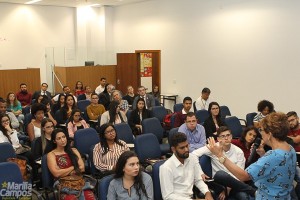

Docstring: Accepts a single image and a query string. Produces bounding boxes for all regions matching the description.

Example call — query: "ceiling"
[0,0,152,7]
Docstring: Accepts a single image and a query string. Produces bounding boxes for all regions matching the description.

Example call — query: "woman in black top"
[203,102,225,140]
[128,98,152,135]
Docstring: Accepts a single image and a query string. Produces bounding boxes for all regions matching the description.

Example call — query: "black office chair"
[246,112,257,127]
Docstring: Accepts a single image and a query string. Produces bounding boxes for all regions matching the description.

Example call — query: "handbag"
[7,157,29,181]
[15,145,31,155]
[58,174,85,197]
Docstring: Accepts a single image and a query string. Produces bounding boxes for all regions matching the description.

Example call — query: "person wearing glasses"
[178,112,206,152]
[207,112,296,200]
[192,126,254,200]
[32,118,54,160]
[93,123,129,178]
[67,109,89,138]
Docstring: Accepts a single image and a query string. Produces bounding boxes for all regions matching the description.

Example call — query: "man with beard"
[192,126,254,200]
[287,111,300,152]
[159,132,213,200]
[16,83,32,108]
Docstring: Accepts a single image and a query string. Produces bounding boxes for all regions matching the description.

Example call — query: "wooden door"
[116,53,139,95]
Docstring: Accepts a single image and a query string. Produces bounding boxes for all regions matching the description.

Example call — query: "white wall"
[113,0,300,118]
[0,3,75,91]
[1,0,300,118]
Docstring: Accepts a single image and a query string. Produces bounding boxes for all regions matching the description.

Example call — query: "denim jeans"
[213,171,256,200]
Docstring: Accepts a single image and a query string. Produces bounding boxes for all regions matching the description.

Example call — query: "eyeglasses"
[73,115,81,117]
[105,129,115,134]
[218,134,232,139]
[92,97,99,99]
[1,119,9,123]
[45,125,54,129]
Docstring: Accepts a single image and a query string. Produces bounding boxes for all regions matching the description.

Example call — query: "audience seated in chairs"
[16,83,32,108]
[86,93,105,126]
[77,86,93,101]
[111,90,129,114]
[6,92,24,124]
[98,83,113,110]
[122,85,137,108]
[93,123,129,178]
[67,109,89,138]
[192,126,253,199]
[231,126,260,167]
[32,82,52,100]
[159,132,213,200]
[253,99,274,128]
[207,112,296,200]
[107,151,154,199]
[41,98,57,126]
[287,111,300,152]
[52,86,77,105]
[203,102,226,140]
[178,112,206,152]
[173,96,193,128]
[100,100,127,126]
[0,114,35,180]
[27,103,47,142]
[128,98,152,136]
[74,81,85,97]
[132,86,155,110]
[56,94,77,125]
[51,94,65,115]
[46,128,96,200]
[148,85,160,103]
[195,87,212,111]
[32,118,54,160]
[0,98,20,129]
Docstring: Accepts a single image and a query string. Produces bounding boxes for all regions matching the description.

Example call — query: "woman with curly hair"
[27,103,47,142]
[107,151,153,199]
[253,100,274,128]
[203,102,226,140]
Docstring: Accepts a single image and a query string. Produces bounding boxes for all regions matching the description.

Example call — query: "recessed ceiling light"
[25,0,42,4]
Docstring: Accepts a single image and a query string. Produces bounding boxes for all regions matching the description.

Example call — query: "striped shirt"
[93,140,129,172]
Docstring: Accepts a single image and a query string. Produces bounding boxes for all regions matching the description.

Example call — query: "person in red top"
[287,111,300,152]
[173,96,193,128]
[231,126,260,167]
[16,83,32,107]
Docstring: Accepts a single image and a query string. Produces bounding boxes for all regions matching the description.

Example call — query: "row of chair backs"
[0,142,16,162]
[142,118,170,155]
[224,116,243,138]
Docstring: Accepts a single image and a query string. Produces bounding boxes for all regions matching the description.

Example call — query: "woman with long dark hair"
[100,100,127,126]
[203,102,226,140]
[231,126,260,167]
[74,81,85,97]
[128,98,152,135]
[52,94,65,115]
[57,94,77,124]
[93,123,129,176]
[47,128,95,200]
[107,151,153,199]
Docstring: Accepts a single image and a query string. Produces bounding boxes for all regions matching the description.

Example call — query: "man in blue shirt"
[178,112,206,152]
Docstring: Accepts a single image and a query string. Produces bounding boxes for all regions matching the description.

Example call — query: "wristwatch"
[218,155,226,164]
